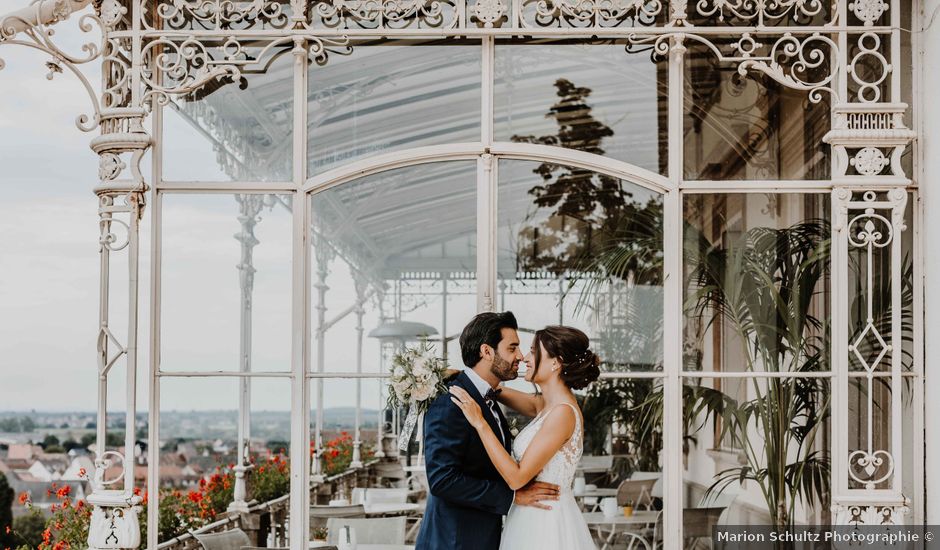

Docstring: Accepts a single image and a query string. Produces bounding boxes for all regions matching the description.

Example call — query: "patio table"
[582,510,659,550]
[363,502,421,516]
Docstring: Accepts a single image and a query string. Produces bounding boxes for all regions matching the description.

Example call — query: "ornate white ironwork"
[833,502,909,525]
[470,0,507,28]
[850,147,890,176]
[849,0,888,26]
[849,32,892,103]
[634,32,838,103]
[694,0,829,25]
[518,0,661,29]
[89,178,148,550]
[832,187,909,524]
[0,0,106,130]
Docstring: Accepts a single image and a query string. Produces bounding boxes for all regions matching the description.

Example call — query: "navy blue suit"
[415,371,514,550]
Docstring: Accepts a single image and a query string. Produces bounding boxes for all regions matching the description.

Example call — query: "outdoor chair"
[649,507,726,550]
[373,461,408,487]
[194,528,252,550]
[615,478,658,509]
[309,504,366,532]
[325,516,407,545]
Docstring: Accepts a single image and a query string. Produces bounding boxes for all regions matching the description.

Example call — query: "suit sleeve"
[423,392,514,515]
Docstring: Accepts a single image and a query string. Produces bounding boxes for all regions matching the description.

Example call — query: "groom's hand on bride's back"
[513,480,560,510]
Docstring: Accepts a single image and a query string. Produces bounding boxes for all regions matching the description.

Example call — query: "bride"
[449,325,601,550]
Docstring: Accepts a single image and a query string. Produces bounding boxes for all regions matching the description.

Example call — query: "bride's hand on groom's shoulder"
[514,480,560,510]
[449,387,486,430]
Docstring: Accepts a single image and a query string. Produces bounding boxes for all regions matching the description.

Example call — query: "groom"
[415,311,561,550]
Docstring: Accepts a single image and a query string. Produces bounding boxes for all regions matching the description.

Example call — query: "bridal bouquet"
[387,342,449,451]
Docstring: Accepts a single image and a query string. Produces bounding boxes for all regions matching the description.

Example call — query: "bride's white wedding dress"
[499,402,597,550]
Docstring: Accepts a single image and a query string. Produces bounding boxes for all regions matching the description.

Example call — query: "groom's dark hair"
[459,311,518,368]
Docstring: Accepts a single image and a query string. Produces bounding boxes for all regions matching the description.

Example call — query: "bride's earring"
[551,361,560,372]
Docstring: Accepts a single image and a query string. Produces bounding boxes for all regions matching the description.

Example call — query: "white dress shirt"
[463,367,507,445]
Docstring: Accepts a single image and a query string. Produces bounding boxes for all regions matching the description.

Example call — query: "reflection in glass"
[161,193,293,372]
[308,378,383,499]
[578,378,663,479]
[683,42,830,180]
[680,376,830,531]
[683,194,830,373]
[497,160,664,373]
[162,49,293,182]
[308,162,477,476]
[496,41,668,175]
[158,377,292,545]
[307,42,481,175]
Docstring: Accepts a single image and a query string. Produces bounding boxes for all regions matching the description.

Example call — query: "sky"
[0,3,106,412]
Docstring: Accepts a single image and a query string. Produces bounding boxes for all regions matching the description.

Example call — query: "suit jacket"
[415,371,514,550]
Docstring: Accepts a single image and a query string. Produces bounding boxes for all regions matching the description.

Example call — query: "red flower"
[18,493,29,505]
[42,528,52,544]
[56,486,71,499]
[5,526,11,534]
[78,467,86,478]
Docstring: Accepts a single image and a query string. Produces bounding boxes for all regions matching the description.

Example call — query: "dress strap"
[544,402,581,441]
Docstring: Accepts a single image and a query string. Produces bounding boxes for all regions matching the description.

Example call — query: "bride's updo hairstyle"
[532,326,601,390]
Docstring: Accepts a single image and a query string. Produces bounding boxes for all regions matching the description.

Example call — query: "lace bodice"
[511,402,583,489]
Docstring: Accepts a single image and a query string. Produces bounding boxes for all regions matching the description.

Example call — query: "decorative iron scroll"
[831,187,909,525]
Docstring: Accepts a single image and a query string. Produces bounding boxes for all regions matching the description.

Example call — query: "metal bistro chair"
[309,504,366,533]
[616,478,658,510]
[325,516,407,545]
[649,507,726,550]
[194,528,252,550]
[373,461,408,488]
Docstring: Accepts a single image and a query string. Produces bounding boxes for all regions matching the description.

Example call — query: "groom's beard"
[491,355,518,382]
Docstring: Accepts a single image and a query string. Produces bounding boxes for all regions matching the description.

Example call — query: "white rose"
[412,358,430,377]
[412,383,434,402]
[392,379,410,399]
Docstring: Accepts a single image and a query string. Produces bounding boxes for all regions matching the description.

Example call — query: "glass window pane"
[681,376,831,531]
[162,48,293,182]
[495,41,668,175]
[309,162,477,375]
[497,159,664,372]
[683,193,830,373]
[157,377,293,546]
[307,42,481,176]
[308,378,384,500]
[683,42,830,180]
[161,193,293,372]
